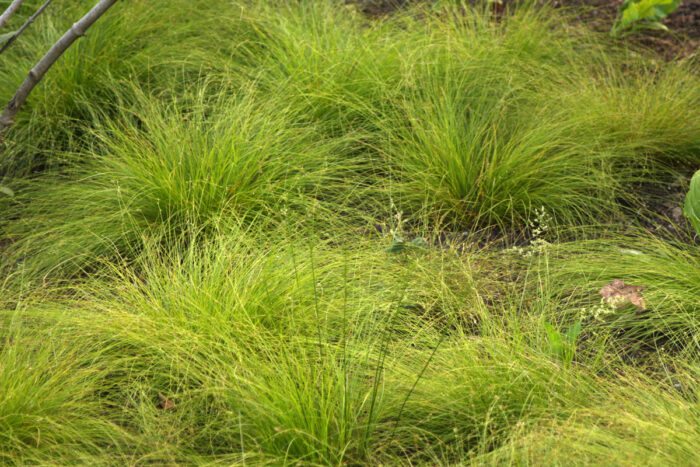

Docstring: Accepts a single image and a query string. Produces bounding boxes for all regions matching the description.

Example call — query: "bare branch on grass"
[0,0,26,30]
[0,0,52,55]
[0,0,120,142]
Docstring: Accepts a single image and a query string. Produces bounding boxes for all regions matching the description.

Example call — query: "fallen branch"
[0,0,25,30]
[0,0,52,56]
[0,0,120,141]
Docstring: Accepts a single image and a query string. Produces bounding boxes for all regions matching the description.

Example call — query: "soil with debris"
[627,176,700,246]
[549,0,699,59]
[353,0,699,59]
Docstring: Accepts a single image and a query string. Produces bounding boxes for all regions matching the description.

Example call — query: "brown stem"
[0,0,52,56]
[0,0,120,142]
[0,0,25,30]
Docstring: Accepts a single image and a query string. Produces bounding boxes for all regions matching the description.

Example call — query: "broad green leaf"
[0,186,14,197]
[388,236,429,253]
[634,0,679,17]
[636,1,656,18]
[641,21,669,31]
[543,322,563,356]
[684,170,700,236]
[622,4,641,25]
[410,237,429,248]
[653,0,681,16]
[613,0,681,36]
[387,240,406,253]
[564,320,582,346]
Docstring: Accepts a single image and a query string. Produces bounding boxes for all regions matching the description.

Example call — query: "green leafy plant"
[387,236,429,253]
[543,320,582,365]
[611,0,682,37]
[684,170,700,236]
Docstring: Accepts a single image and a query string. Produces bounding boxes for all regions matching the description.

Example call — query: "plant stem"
[0,0,120,142]
[0,0,52,56]
[0,0,25,30]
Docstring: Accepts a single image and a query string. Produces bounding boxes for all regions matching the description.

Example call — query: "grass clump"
[480,369,700,466]
[0,0,249,176]
[0,311,134,464]
[2,84,363,280]
[371,3,699,230]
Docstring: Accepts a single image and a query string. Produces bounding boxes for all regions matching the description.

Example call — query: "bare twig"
[0,0,25,30]
[0,0,52,56]
[0,0,120,141]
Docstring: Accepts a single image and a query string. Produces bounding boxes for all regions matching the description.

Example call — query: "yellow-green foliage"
[0,0,698,464]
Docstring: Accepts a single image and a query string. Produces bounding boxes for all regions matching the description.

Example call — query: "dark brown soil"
[627,175,700,246]
[352,0,700,60]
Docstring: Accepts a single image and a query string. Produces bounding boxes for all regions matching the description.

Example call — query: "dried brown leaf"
[598,279,646,311]
[157,395,175,410]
